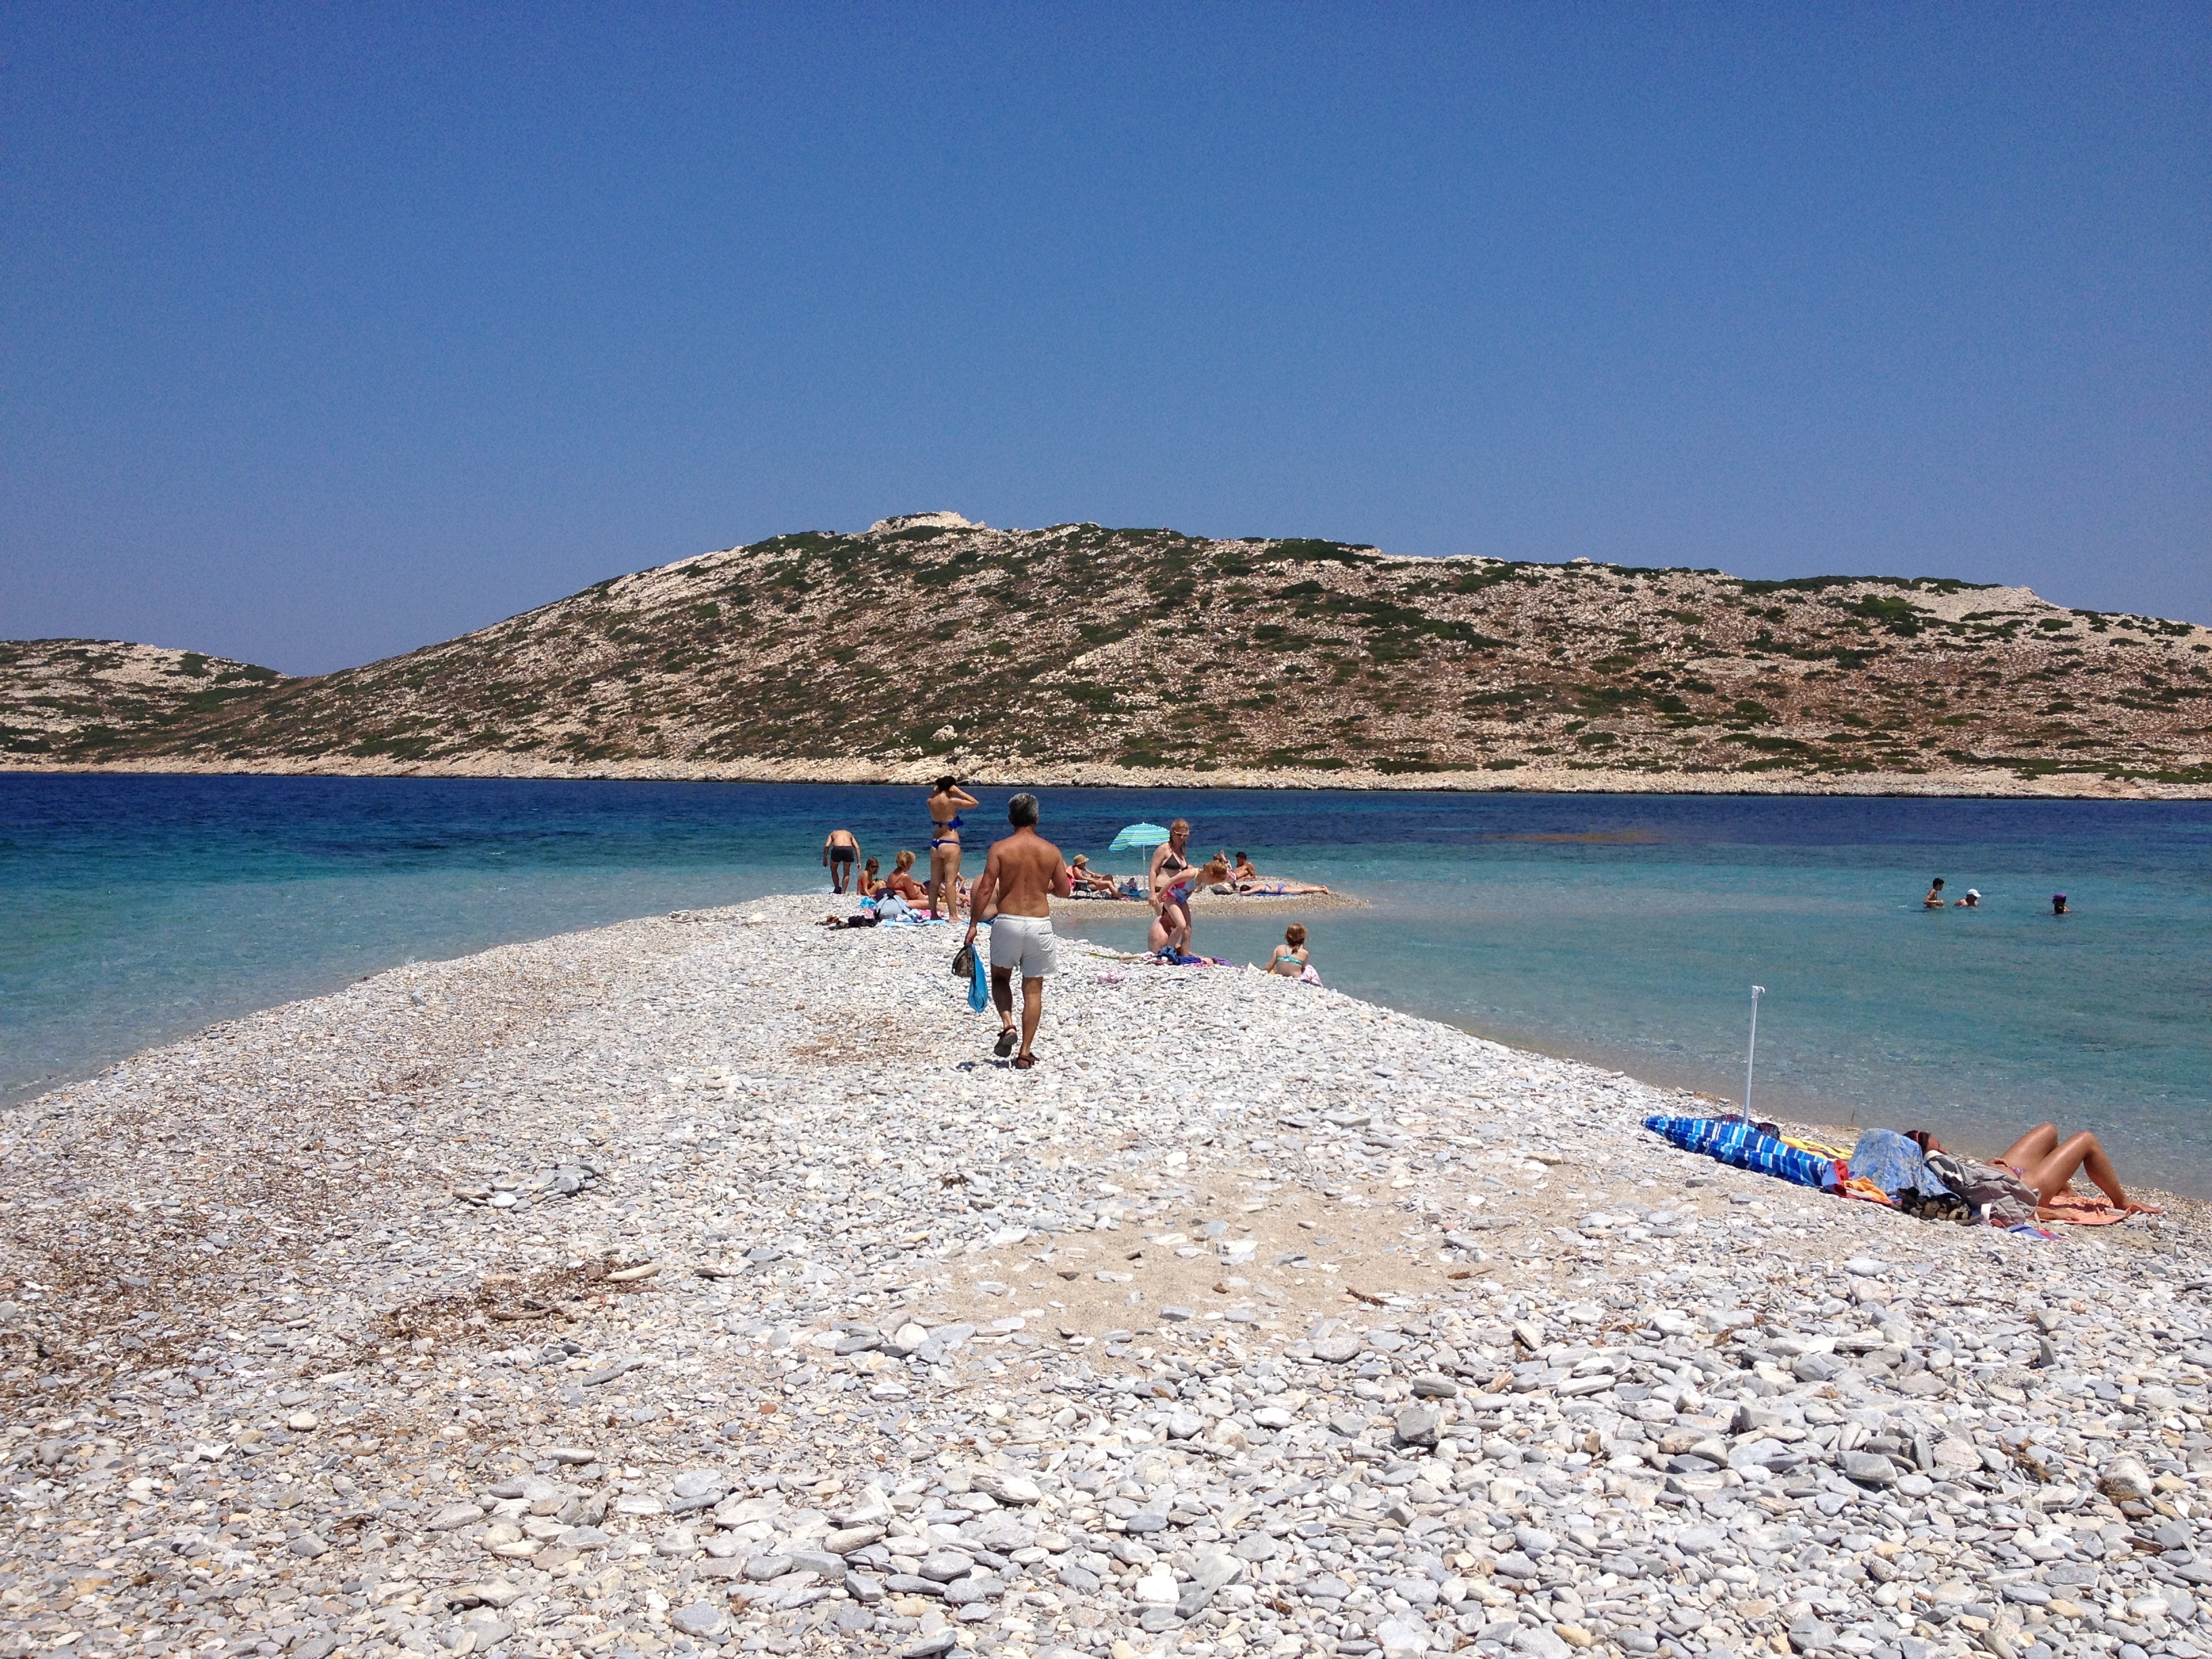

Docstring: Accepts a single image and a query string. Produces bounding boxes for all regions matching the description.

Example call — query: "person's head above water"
[2053,893,2069,914]
[1008,792,1039,827]
[1931,877,1945,889]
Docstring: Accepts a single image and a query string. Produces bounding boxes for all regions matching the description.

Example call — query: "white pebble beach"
[3,894,2207,1659]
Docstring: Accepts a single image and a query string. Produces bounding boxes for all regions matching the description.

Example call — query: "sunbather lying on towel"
[1915,1124,2161,1216]
[1223,852,1333,896]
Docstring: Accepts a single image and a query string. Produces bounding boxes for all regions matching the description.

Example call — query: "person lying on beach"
[1258,923,1312,977]
[1218,847,1333,897]
[886,850,930,905]
[1914,1124,2160,1216]
[1233,876,1335,897]
[1066,854,1120,897]
[1924,878,1947,908]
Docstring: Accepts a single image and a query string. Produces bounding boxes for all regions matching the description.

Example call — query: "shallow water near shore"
[4,773,2208,1185]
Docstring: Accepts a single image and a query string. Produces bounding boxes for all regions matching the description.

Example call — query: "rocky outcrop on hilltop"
[6,518,2210,793]
[0,639,285,760]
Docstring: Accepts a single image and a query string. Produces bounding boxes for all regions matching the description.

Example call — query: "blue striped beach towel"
[1643,1114,1841,1191]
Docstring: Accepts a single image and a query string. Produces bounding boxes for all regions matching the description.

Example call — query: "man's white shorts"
[989,914,1059,980]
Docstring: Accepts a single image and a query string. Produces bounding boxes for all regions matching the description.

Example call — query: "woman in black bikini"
[926,777,980,922]
[1149,819,1197,955]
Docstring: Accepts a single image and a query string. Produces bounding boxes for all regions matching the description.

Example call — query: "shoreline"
[6,754,2211,800]
[2,896,2207,1659]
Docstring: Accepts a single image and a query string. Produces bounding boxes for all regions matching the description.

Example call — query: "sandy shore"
[7,755,2209,801]
[1047,893,1366,921]
[3,899,2207,1659]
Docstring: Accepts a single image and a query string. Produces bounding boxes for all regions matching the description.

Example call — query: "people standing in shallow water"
[926,777,980,922]
[1924,878,1947,909]
[823,828,860,894]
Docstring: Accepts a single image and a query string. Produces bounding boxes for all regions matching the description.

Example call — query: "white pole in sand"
[1741,985,1766,1121]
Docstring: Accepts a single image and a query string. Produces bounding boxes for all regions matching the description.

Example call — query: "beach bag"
[966,941,990,1013]
[1952,1158,2041,1228]
[951,940,976,979]
[1919,1149,1969,1200]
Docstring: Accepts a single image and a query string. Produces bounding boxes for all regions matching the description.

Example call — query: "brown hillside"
[7,514,2210,794]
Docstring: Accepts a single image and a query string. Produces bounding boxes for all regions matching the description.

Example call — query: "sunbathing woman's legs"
[2022,1130,2134,1210]
[1996,1121,2142,1209]
[1996,1124,2061,1170]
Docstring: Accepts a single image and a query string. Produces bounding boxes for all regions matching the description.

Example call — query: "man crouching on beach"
[964,792,1072,1069]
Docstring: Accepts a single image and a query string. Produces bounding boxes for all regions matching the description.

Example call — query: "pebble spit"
[2,895,2208,1659]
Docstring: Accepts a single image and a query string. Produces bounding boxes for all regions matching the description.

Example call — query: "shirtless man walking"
[964,793,1073,1069]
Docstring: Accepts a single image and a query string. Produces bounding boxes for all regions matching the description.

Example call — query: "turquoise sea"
[3,775,2208,1188]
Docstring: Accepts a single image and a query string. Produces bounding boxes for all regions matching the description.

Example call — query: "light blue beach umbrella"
[1107,822,1171,853]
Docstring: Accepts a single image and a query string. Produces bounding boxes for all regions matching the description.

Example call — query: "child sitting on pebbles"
[1257,923,1320,983]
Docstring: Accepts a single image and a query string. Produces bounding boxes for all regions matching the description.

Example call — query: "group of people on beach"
[819,785,1327,1068]
[1923,876,2069,915]
[821,777,984,920]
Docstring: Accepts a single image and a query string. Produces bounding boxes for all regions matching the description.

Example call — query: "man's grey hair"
[1008,792,1040,827]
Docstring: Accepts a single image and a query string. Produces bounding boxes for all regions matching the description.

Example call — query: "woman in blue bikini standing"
[926,776,980,922]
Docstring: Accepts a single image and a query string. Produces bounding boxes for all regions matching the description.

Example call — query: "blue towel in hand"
[968,939,990,1012]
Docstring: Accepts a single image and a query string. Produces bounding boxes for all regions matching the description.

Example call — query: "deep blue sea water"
[4,775,2208,1187]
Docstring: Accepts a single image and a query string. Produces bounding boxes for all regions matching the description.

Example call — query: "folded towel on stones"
[1784,1132,1857,1161]
[2041,1191,2131,1226]
[1641,1114,1841,1191]
[1832,1174,1895,1206]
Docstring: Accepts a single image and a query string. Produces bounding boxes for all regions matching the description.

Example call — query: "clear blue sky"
[3,4,2205,674]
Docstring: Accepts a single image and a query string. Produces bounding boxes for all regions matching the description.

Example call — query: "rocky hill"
[0,638,286,758]
[7,514,2210,794]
